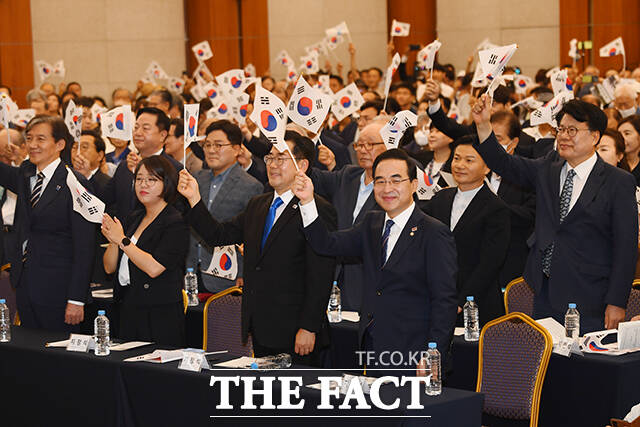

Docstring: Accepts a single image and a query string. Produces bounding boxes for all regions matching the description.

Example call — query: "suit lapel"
[383,208,422,270]
[452,184,487,232]
[32,162,66,214]
[441,188,456,229]
[346,172,363,223]
[541,159,563,224]
[370,213,385,270]
[258,195,300,260]
[355,192,377,224]
[197,170,213,204]
[563,158,606,224]
[212,166,239,209]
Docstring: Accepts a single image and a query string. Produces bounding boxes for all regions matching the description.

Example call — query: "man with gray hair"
[613,84,640,118]
[26,89,48,115]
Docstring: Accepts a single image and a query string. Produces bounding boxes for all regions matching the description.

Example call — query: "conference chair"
[624,279,640,322]
[202,286,253,356]
[503,277,534,316]
[181,289,188,314]
[476,312,552,427]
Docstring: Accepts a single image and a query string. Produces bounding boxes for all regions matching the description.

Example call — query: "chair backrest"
[477,312,552,427]
[181,289,188,314]
[624,280,640,322]
[203,286,253,356]
[504,277,535,316]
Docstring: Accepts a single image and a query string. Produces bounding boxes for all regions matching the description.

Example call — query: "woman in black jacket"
[102,155,189,346]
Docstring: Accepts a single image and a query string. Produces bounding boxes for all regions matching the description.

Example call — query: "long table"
[0,326,483,427]
[327,320,640,426]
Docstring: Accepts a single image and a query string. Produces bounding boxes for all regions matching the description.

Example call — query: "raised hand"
[424,79,441,103]
[317,144,336,171]
[177,169,201,207]
[126,151,141,174]
[292,170,314,205]
[471,94,493,142]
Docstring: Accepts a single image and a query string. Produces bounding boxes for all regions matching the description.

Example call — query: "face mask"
[414,130,429,146]
[618,107,636,118]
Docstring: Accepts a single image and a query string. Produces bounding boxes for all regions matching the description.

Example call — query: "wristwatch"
[119,237,131,250]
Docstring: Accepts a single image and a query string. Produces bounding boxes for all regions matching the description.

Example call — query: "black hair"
[205,119,242,145]
[618,115,640,136]
[360,100,384,114]
[80,129,106,153]
[75,96,95,109]
[169,118,184,138]
[490,110,521,139]
[25,115,74,164]
[136,107,171,132]
[93,96,107,107]
[393,81,416,96]
[384,97,401,115]
[150,89,173,107]
[134,155,178,203]
[556,99,607,138]
[492,85,513,106]
[329,74,344,86]
[368,67,383,78]
[372,148,417,181]
[284,130,315,176]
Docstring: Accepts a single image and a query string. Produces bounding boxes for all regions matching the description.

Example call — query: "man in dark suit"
[473,96,638,333]
[294,148,458,372]
[178,131,337,364]
[309,121,387,311]
[0,115,95,331]
[421,139,511,326]
[99,107,183,220]
[187,120,264,293]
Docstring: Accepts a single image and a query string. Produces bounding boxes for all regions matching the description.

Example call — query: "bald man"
[308,121,387,310]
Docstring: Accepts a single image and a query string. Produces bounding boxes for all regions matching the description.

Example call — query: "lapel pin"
[292,204,298,210]
[56,185,61,191]
[410,226,417,236]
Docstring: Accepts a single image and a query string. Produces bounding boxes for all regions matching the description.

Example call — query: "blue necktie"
[542,169,576,276]
[261,197,284,250]
[381,219,394,266]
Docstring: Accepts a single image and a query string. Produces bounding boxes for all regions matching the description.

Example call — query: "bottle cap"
[250,362,259,369]
[186,267,194,273]
[428,342,437,349]
[98,310,106,316]
[0,299,5,304]
[568,303,576,309]
[466,296,474,301]
[332,281,337,286]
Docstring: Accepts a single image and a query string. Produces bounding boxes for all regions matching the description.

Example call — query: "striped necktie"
[30,172,45,207]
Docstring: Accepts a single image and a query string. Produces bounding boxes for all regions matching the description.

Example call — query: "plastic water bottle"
[565,303,580,339]
[463,296,480,341]
[0,299,10,342]
[425,342,441,396]
[184,268,199,306]
[94,310,110,356]
[327,281,342,323]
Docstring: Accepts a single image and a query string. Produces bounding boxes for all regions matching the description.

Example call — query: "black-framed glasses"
[134,176,160,186]
[203,142,233,150]
[555,126,591,138]
[263,155,302,166]
[353,141,385,151]
[373,177,410,187]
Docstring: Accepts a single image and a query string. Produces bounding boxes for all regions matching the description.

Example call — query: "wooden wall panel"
[559,0,590,69]
[592,0,640,73]
[0,0,34,107]
[387,0,436,71]
[240,0,269,76]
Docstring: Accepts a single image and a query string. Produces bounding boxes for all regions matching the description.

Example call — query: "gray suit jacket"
[187,163,264,292]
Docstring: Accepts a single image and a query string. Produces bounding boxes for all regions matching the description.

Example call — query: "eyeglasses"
[135,176,160,186]
[353,141,385,151]
[203,142,233,151]
[373,177,410,187]
[263,155,302,166]
[555,126,591,138]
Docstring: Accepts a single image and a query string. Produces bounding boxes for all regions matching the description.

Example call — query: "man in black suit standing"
[0,115,95,331]
[294,149,458,372]
[99,107,183,220]
[178,131,336,364]
[473,95,638,333]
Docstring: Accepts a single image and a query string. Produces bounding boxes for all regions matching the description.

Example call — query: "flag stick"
[285,144,300,172]
[430,67,433,80]
[622,53,626,72]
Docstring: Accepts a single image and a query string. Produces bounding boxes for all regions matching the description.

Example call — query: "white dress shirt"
[382,202,415,263]
[450,185,483,231]
[118,235,139,286]
[272,189,294,224]
[30,157,61,194]
[560,152,598,212]
[488,172,502,194]
[352,172,374,223]
[2,190,16,226]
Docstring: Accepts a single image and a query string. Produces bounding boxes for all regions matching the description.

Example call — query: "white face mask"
[618,107,636,118]
[414,130,429,146]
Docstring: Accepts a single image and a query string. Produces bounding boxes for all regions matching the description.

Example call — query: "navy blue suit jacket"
[0,160,96,306]
[476,132,638,314]
[303,205,458,366]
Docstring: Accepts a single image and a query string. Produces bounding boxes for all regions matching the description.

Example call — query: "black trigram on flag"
[488,54,498,65]
[260,96,270,105]
[297,86,305,95]
[402,117,412,128]
[388,117,398,127]
[315,99,324,110]
[88,206,99,215]
[81,191,92,203]
[288,100,295,110]
[306,117,317,126]
[275,107,284,119]
[267,136,277,144]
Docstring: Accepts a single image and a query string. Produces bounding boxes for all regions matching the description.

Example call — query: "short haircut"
[556,99,607,138]
[93,96,107,107]
[80,129,105,153]
[284,130,315,176]
[4,128,25,146]
[384,97,401,115]
[75,96,95,109]
[368,67,383,78]
[25,115,72,144]
[205,119,242,145]
[169,118,184,138]
[329,74,344,86]
[619,115,640,135]
[490,110,521,139]
[372,148,416,181]
[492,85,513,106]
[136,107,170,132]
[26,89,47,104]
[170,92,183,113]
[360,100,384,114]
[67,81,81,89]
[614,84,637,99]
[112,87,131,101]
[150,89,173,106]
[454,134,477,147]
[393,81,415,96]
[134,155,178,203]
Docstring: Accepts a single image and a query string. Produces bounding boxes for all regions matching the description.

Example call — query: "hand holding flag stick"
[177,169,202,208]
[471,94,492,142]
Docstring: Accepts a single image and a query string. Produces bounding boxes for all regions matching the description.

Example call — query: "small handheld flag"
[101,105,133,141]
[379,110,417,150]
[330,83,365,121]
[390,19,410,37]
[203,245,238,280]
[64,100,83,143]
[66,167,105,224]
[184,104,200,166]
[286,76,332,134]
[192,40,213,62]
[383,53,401,111]
[599,37,626,71]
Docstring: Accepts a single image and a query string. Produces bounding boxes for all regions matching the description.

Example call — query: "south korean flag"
[379,110,417,150]
[250,86,288,152]
[287,76,331,134]
[66,167,105,223]
[330,83,365,121]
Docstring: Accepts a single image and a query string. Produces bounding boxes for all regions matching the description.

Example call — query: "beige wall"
[31,0,186,103]
[436,0,559,78]
[267,0,388,80]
